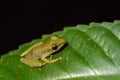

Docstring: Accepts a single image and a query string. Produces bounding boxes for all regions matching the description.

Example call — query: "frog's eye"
[52,45,58,50]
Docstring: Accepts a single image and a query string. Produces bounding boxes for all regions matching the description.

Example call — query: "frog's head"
[47,36,65,53]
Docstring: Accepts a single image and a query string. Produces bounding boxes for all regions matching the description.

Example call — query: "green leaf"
[1,20,120,80]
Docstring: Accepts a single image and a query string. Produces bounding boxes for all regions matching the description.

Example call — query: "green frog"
[20,36,65,67]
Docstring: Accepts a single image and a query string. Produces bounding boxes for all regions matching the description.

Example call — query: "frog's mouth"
[59,41,65,48]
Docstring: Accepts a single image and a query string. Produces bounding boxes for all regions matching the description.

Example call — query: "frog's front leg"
[20,58,42,67]
[41,55,62,64]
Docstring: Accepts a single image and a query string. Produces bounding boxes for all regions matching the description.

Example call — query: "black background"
[1,1,120,55]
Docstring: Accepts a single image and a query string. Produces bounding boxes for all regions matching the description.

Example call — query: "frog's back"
[20,42,43,57]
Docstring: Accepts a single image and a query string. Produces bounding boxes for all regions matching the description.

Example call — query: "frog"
[20,36,65,67]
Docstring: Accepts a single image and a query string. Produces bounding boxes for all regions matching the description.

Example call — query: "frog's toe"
[59,57,62,60]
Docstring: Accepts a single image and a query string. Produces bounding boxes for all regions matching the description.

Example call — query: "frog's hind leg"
[20,58,42,67]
